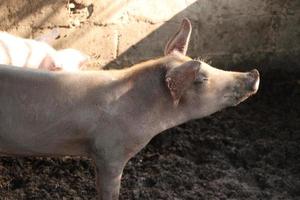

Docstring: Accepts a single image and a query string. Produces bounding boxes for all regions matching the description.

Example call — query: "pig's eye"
[194,76,208,84]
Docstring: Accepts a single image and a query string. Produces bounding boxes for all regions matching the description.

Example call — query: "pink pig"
[0,30,89,71]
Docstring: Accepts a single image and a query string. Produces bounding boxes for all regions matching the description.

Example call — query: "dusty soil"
[0,75,299,200]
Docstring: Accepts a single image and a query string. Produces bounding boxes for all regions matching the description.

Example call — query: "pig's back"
[0,32,55,68]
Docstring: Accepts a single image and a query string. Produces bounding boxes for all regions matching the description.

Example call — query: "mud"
[0,76,299,200]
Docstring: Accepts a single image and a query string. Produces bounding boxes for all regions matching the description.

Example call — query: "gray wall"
[0,0,299,73]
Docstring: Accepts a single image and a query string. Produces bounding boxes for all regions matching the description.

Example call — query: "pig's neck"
[112,61,192,139]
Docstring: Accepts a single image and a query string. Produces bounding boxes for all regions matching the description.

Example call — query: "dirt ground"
[0,74,299,200]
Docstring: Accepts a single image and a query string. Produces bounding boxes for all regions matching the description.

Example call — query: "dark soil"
[0,77,299,200]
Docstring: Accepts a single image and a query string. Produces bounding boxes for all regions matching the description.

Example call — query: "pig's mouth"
[224,87,259,106]
[234,93,254,105]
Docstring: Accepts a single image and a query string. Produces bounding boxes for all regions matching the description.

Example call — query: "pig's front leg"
[92,139,128,200]
[94,159,126,200]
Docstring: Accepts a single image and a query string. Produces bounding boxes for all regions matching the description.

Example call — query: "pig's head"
[36,29,89,71]
[52,49,90,71]
[39,49,89,71]
[164,18,259,118]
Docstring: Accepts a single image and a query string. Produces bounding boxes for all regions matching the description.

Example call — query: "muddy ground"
[0,73,299,200]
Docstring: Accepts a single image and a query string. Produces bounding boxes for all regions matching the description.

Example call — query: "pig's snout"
[245,69,260,93]
[229,69,260,106]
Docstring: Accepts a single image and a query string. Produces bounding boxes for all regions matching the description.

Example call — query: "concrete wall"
[0,0,299,72]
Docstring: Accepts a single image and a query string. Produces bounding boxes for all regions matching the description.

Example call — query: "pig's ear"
[35,28,60,45]
[166,60,201,106]
[164,18,192,56]
[39,56,60,71]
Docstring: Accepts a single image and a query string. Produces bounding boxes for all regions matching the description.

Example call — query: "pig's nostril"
[246,69,260,92]
[248,69,260,79]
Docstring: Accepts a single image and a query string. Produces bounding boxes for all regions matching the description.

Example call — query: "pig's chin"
[223,92,255,107]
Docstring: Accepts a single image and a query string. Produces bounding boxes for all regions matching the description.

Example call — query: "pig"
[0,30,89,71]
[0,18,259,200]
